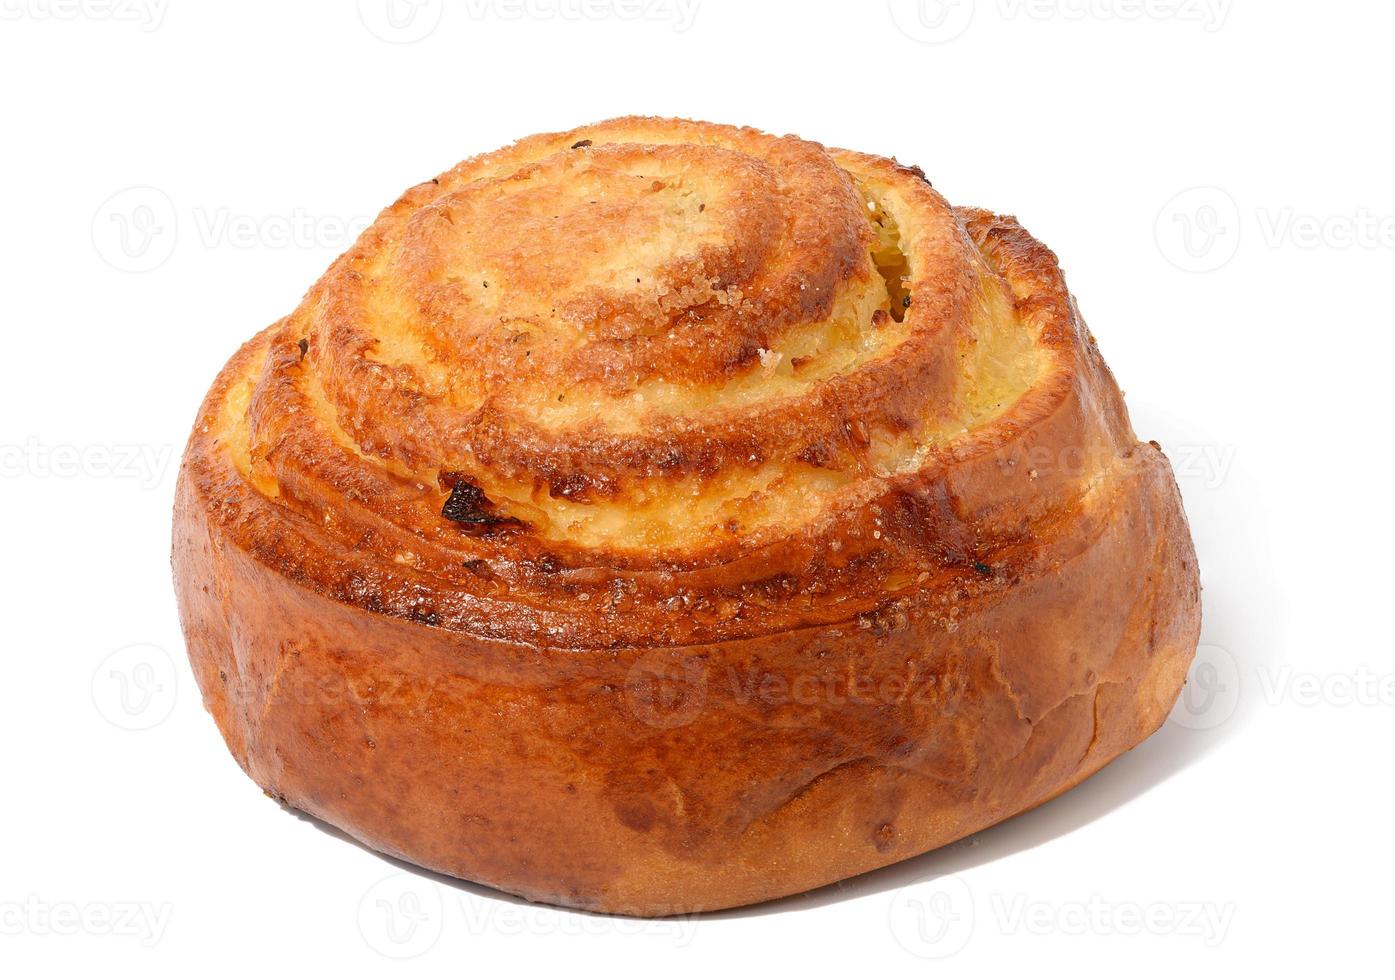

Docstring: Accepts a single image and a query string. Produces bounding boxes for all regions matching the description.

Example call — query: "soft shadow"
[707,564,1262,918]
[288,574,1256,922]
[289,697,1245,923]
[707,708,1236,918]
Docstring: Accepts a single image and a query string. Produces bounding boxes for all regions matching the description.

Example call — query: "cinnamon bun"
[173,117,1201,916]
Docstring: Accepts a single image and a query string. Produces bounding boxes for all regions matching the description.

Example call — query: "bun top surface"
[189,117,1122,647]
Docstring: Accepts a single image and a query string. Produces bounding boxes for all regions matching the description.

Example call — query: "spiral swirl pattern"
[175,117,1201,915]
[189,117,1128,649]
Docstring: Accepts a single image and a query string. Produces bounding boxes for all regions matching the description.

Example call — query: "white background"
[1,0,1389,975]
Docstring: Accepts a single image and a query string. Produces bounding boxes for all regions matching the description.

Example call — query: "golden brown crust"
[172,117,1200,915]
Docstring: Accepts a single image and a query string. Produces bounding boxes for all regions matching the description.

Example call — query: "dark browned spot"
[615,799,657,833]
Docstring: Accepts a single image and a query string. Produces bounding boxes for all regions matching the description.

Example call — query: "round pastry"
[172,117,1201,916]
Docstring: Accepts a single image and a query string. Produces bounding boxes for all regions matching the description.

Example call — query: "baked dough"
[172,117,1200,916]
